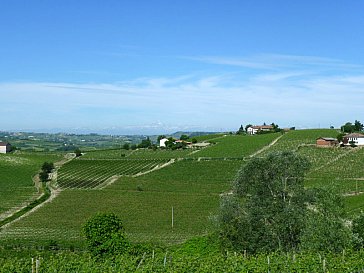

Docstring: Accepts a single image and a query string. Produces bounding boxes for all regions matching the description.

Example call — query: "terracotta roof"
[344,133,364,138]
[250,125,274,129]
[317,137,337,141]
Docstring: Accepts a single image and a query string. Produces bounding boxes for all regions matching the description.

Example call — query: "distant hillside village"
[1,120,363,153]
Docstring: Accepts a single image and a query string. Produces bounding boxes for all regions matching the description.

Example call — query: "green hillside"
[0,152,63,220]
[1,129,364,250]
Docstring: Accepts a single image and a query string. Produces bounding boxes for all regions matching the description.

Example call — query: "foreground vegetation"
[2,129,364,271]
[1,241,364,272]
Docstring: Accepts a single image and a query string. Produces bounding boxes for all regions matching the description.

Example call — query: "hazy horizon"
[1,1,363,133]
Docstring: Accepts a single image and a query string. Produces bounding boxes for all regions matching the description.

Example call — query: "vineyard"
[261,129,339,155]
[1,129,364,268]
[189,133,280,158]
[0,160,241,245]
[57,158,169,189]
[1,248,364,272]
[0,152,63,220]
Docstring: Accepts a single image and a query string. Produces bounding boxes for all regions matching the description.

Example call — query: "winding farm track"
[0,153,75,228]
[249,134,284,158]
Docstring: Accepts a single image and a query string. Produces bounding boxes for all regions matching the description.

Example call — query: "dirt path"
[249,134,284,158]
[133,159,175,177]
[0,153,74,228]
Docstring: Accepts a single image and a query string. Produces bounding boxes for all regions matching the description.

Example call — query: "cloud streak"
[1,54,363,134]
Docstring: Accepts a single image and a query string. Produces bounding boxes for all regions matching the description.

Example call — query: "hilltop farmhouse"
[0,142,11,154]
[247,125,274,135]
[342,133,364,146]
[316,137,338,147]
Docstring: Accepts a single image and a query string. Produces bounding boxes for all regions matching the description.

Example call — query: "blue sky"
[1,1,364,134]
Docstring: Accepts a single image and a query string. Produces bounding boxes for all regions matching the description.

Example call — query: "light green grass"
[57,158,168,189]
[0,160,242,245]
[191,133,280,158]
[0,152,64,219]
[127,149,193,159]
[82,149,133,159]
[262,129,340,155]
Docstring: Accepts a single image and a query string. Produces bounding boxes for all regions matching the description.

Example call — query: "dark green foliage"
[180,134,189,141]
[354,120,364,132]
[39,171,49,182]
[219,151,352,253]
[74,148,82,157]
[341,120,363,133]
[236,125,245,135]
[83,212,129,256]
[138,137,152,148]
[353,213,364,248]
[157,135,166,142]
[41,162,54,173]
[300,188,352,252]
[245,124,253,132]
[337,133,345,142]
[123,143,130,150]
[131,144,137,150]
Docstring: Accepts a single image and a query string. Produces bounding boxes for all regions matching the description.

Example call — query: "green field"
[0,160,241,245]
[261,129,340,155]
[2,129,364,250]
[190,133,280,158]
[0,152,63,220]
[82,149,133,159]
[57,158,169,189]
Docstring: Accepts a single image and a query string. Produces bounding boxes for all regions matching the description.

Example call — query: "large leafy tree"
[354,120,364,132]
[218,152,351,253]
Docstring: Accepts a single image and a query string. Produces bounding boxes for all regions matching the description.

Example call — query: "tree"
[39,171,49,182]
[341,122,355,133]
[245,124,253,132]
[271,123,281,132]
[123,143,130,150]
[354,120,363,132]
[218,151,352,253]
[180,134,189,141]
[157,135,166,142]
[352,213,364,248]
[300,188,352,252]
[191,138,198,144]
[74,148,82,157]
[236,125,245,135]
[337,133,345,143]
[83,212,129,256]
[138,137,152,148]
[41,162,54,173]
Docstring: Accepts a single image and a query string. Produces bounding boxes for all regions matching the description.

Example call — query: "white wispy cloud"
[1,54,363,133]
[186,53,364,71]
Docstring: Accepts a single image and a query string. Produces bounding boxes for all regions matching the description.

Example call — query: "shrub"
[83,212,129,256]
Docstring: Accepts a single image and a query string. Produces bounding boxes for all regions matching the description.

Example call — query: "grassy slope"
[190,133,280,158]
[0,152,63,219]
[262,129,364,216]
[3,129,364,247]
[0,160,241,246]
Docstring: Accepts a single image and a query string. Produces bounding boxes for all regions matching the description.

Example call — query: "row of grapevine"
[1,250,364,272]
[57,159,169,189]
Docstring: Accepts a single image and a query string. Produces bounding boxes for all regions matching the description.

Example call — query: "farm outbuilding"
[342,133,364,146]
[0,142,11,154]
[247,125,274,135]
[316,137,338,147]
